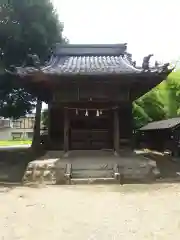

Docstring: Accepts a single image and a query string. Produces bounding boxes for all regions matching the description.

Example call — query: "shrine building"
[12,43,172,154]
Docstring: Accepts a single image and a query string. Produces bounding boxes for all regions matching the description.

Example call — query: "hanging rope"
[64,106,118,111]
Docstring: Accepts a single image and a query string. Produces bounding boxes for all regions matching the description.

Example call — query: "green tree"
[42,108,48,129]
[0,0,64,148]
[133,87,167,129]
[166,71,180,117]
[133,70,180,129]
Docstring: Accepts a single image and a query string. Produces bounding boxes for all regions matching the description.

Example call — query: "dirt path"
[0,184,180,239]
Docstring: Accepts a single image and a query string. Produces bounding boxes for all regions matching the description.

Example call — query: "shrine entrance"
[69,108,113,150]
[49,103,131,152]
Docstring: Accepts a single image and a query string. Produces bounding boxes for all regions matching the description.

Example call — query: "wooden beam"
[52,101,128,109]
[64,108,69,153]
[113,108,120,155]
[124,102,133,149]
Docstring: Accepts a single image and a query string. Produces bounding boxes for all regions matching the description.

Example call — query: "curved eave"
[4,66,172,103]
[5,54,173,82]
[8,68,172,80]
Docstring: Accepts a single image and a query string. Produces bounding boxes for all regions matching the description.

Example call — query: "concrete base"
[22,150,159,185]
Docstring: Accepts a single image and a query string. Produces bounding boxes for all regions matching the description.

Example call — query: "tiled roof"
[42,55,141,75]
[12,44,172,77]
[15,44,142,76]
[140,118,180,131]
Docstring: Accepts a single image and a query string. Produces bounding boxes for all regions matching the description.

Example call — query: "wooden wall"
[53,83,129,102]
[48,102,133,150]
[119,103,133,146]
[48,106,64,149]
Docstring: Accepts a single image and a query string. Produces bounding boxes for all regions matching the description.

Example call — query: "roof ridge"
[55,43,127,48]
[54,43,127,56]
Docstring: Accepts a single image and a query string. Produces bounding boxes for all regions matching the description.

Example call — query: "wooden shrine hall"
[11,43,172,153]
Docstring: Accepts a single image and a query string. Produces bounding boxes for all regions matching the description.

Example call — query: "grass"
[0,140,32,146]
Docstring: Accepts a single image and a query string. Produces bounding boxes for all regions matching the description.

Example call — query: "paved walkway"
[0,184,180,239]
[0,145,30,150]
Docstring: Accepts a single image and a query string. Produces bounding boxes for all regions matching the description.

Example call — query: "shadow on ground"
[0,148,45,183]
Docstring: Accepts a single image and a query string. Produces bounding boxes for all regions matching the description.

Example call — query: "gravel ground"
[0,184,180,239]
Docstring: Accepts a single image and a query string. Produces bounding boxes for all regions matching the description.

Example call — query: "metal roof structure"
[140,117,180,131]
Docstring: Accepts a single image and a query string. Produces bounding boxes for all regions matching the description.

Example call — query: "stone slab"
[23,158,66,185]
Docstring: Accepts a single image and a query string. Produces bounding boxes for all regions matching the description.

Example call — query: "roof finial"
[25,54,41,68]
[142,54,153,72]
[161,63,170,72]
[132,61,136,67]
[155,61,159,68]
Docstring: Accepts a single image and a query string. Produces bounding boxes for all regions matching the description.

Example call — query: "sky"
[52,0,180,65]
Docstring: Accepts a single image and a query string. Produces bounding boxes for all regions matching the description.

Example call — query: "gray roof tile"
[140,118,180,131]
[42,55,141,75]
[16,44,142,76]
[14,44,171,77]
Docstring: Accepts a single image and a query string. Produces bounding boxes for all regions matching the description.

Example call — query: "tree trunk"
[31,98,42,150]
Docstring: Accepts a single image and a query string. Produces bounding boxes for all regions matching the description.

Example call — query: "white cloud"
[52,0,180,63]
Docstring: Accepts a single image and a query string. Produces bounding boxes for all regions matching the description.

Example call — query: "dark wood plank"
[113,108,120,153]
[64,108,69,152]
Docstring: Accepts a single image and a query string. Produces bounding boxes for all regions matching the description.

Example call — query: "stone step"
[22,152,158,185]
[72,169,114,179]
[70,177,120,185]
[71,163,118,179]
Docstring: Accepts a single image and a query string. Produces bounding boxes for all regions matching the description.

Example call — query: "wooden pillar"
[113,108,120,155]
[126,102,133,149]
[64,108,69,153]
[129,102,134,149]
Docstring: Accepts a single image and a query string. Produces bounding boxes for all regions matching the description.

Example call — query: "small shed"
[137,118,180,156]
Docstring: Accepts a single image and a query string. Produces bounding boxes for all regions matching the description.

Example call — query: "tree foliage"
[0,73,36,118]
[133,70,180,129]
[0,0,64,118]
[42,108,48,128]
[0,0,63,66]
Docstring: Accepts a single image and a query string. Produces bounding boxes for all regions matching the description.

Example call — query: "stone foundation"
[22,150,160,185]
[23,158,66,185]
